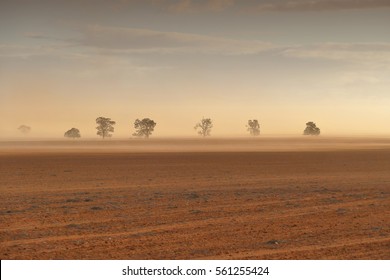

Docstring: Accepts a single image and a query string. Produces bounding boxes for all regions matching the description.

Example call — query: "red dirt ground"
[0,138,389,259]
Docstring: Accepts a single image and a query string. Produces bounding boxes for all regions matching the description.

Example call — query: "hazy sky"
[1,0,390,138]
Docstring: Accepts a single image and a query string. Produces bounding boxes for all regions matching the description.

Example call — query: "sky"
[1,0,390,138]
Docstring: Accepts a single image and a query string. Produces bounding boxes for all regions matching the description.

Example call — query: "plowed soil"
[1,138,389,259]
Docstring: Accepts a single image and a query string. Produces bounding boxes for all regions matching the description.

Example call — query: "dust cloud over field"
[1,136,390,153]
[0,138,389,259]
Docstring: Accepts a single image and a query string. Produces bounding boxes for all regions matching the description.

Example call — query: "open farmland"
[0,138,389,259]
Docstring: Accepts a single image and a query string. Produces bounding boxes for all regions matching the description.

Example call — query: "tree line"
[54,117,320,139]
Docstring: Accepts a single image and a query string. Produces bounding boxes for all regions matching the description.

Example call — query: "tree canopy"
[303,121,320,136]
[18,125,31,134]
[96,117,116,139]
[194,117,213,137]
[247,120,260,136]
[64,128,81,138]
[133,118,156,138]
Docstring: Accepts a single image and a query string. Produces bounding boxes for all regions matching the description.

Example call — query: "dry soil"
[0,138,389,259]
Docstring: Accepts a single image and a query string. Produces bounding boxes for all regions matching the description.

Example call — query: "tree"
[194,117,213,137]
[133,118,156,138]
[64,128,81,139]
[96,117,116,139]
[303,121,320,136]
[18,125,31,134]
[247,119,260,136]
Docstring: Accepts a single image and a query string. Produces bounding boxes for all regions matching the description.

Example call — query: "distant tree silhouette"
[64,128,81,139]
[96,117,116,139]
[247,120,260,136]
[303,121,320,136]
[194,117,213,137]
[133,118,156,138]
[18,125,31,134]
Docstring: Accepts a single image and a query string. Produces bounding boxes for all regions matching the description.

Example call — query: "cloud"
[244,0,390,13]
[103,0,235,13]
[0,43,86,60]
[0,44,45,58]
[167,0,235,13]
[132,0,390,13]
[339,71,381,86]
[16,29,390,67]
[282,43,390,68]
[3,0,389,18]
[73,25,273,55]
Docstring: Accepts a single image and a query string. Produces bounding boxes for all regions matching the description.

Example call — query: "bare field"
[0,138,389,259]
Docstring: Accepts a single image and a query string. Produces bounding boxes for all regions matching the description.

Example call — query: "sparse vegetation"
[303,121,320,136]
[64,128,81,139]
[247,120,260,136]
[194,117,213,137]
[133,118,157,138]
[96,117,116,139]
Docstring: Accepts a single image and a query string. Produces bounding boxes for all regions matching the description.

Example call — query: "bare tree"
[303,121,320,136]
[194,117,213,137]
[247,119,260,136]
[133,118,156,138]
[18,125,31,134]
[96,117,116,139]
[64,128,81,139]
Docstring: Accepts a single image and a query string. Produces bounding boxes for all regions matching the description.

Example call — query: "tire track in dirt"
[221,237,390,259]
[2,189,385,232]
[2,196,387,246]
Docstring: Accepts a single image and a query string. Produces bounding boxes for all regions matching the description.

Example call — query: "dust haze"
[1,137,390,154]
